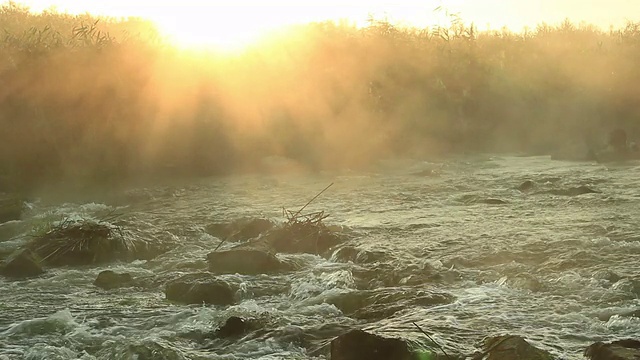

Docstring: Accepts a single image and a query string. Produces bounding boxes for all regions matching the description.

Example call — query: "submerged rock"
[331,329,413,360]
[585,339,640,360]
[0,249,44,278]
[94,270,134,290]
[517,180,535,192]
[165,279,234,305]
[207,249,286,274]
[326,288,455,320]
[546,186,599,196]
[458,194,508,205]
[480,198,508,205]
[472,335,553,360]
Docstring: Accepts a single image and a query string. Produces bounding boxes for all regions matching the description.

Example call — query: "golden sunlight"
[12,0,640,51]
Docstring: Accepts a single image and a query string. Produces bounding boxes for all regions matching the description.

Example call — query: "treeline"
[1,2,640,193]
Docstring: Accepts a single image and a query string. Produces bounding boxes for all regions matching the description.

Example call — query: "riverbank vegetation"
[1,2,639,193]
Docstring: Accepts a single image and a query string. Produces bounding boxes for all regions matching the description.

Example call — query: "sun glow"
[10,0,640,51]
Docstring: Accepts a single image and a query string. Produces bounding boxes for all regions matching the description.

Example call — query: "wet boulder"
[205,218,274,241]
[165,279,235,305]
[259,222,343,255]
[215,316,253,338]
[207,249,285,274]
[94,270,134,290]
[331,329,413,360]
[585,339,640,360]
[0,249,44,278]
[472,335,553,360]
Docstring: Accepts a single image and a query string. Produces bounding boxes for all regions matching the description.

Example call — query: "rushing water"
[1,155,639,360]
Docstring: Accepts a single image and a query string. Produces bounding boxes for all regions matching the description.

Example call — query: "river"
[1,155,639,359]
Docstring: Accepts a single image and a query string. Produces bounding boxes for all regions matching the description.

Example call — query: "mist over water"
[1,3,640,193]
[1,156,640,359]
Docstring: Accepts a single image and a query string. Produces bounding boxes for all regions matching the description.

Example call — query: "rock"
[93,270,134,290]
[260,223,343,255]
[27,219,169,266]
[459,194,508,205]
[0,195,22,223]
[517,180,535,192]
[480,198,508,205]
[585,339,640,360]
[473,335,553,360]
[0,249,44,278]
[331,329,413,360]
[327,288,454,320]
[207,249,285,274]
[215,316,252,338]
[547,186,599,196]
[165,280,235,305]
[205,218,274,241]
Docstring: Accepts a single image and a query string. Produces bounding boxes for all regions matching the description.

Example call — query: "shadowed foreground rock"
[94,270,134,290]
[331,329,412,360]
[585,339,640,360]
[0,249,43,278]
[472,335,553,360]
[207,249,286,274]
[165,279,235,305]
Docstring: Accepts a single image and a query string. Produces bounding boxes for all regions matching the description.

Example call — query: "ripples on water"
[1,155,639,359]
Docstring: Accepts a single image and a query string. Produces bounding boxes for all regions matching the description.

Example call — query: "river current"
[1,155,639,359]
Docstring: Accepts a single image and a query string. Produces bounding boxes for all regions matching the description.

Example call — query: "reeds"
[1,5,639,191]
[28,217,134,266]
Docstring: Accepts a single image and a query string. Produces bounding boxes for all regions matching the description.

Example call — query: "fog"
[1,3,639,194]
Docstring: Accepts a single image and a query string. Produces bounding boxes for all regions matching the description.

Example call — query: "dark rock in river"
[207,249,286,274]
[94,270,134,290]
[215,316,253,338]
[0,249,44,278]
[472,335,553,360]
[585,339,640,360]
[517,180,535,192]
[331,329,413,360]
[260,222,343,255]
[326,288,455,320]
[459,194,508,205]
[0,195,22,223]
[205,218,274,241]
[165,279,235,305]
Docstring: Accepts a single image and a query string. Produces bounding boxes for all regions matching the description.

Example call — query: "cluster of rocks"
[2,211,638,359]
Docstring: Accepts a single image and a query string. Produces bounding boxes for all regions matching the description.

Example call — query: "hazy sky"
[11,0,640,49]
